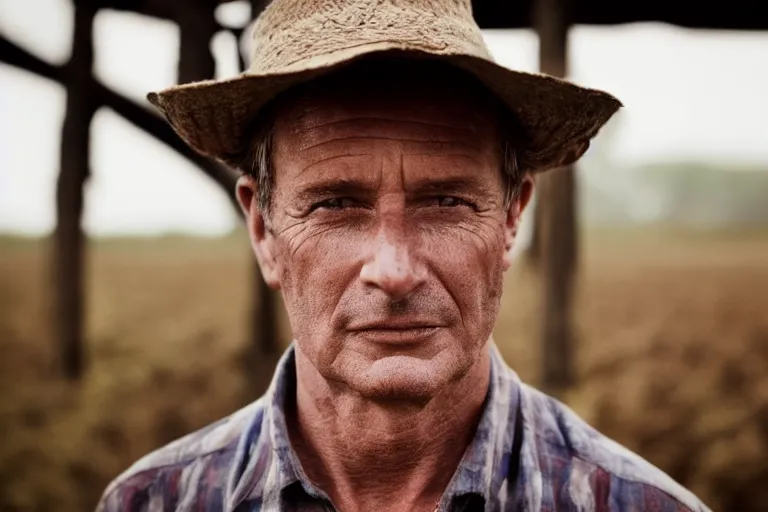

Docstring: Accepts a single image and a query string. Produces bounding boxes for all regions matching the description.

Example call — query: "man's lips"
[346,321,444,344]
[347,320,443,331]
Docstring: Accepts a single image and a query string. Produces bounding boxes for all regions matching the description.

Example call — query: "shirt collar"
[442,343,520,505]
[265,349,330,500]
[231,343,520,508]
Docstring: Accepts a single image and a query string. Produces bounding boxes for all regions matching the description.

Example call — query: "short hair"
[238,57,524,216]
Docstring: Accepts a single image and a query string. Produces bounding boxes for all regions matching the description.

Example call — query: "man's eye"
[312,198,355,211]
[435,196,470,208]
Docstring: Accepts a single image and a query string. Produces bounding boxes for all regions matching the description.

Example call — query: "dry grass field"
[1,228,766,511]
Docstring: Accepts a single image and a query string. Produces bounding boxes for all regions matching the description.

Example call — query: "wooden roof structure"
[0,0,764,387]
[474,0,766,30]
[85,0,767,30]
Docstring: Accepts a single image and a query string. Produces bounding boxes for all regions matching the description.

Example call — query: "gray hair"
[241,113,275,217]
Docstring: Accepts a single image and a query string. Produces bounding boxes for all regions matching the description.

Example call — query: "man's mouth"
[347,321,443,344]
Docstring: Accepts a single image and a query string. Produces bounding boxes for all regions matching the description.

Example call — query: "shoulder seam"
[519,383,705,511]
[605,467,701,512]
[101,444,235,505]
[533,432,704,512]
[101,398,266,504]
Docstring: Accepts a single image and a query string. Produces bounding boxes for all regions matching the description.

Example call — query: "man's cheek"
[444,242,504,315]
[284,249,349,313]
[435,235,504,276]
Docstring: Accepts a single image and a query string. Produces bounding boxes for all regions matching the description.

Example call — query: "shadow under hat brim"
[147,44,622,173]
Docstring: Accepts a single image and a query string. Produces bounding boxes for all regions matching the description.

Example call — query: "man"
[98,0,710,511]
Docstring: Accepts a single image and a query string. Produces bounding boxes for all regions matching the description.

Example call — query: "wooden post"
[54,0,97,380]
[176,0,217,85]
[175,3,280,377]
[176,1,243,213]
[534,0,576,395]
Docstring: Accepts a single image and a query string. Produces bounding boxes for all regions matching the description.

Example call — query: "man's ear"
[502,174,535,271]
[236,175,281,289]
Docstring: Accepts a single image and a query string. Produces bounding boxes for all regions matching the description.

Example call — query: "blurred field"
[1,228,767,512]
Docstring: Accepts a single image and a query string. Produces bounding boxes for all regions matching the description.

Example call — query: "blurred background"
[1,1,767,511]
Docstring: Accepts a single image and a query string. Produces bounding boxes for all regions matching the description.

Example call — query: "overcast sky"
[1,0,767,236]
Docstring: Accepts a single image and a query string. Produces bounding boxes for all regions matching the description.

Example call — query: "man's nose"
[359,225,426,300]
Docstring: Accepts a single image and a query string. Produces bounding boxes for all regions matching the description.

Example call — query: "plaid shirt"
[97,345,709,511]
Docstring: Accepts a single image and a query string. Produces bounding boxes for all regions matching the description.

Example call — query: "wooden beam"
[534,0,576,396]
[1,3,242,381]
[99,81,241,206]
[0,35,240,205]
[177,2,217,83]
[50,0,768,30]
[0,35,61,81]
[169,0,243,210]
[94,0,218,22]
[95,0,256,29]
[55,0,98,379]
[470,0,768,30]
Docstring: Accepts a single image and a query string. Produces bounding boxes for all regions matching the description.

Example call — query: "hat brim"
[147,43,621,173]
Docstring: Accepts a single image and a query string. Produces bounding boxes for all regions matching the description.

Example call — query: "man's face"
[238,76,532,401]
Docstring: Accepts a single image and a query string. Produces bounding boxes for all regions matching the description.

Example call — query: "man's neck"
[286,346,492,512]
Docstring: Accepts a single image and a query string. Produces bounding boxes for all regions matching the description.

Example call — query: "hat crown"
[246,0,492,74]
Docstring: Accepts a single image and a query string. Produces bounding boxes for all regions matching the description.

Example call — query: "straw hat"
[147,0,621,173]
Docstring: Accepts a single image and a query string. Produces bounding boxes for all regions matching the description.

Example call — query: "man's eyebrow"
[294,179,377,202]
[407,176,496,196]
[301,136,476,152]
[407,152,486,166]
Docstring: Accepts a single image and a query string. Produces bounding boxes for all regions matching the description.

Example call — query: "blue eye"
[436,196,468,207]
[313,198,355,210]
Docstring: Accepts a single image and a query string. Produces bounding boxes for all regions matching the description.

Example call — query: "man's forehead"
[272,88,501,165]
[263,62,506,184]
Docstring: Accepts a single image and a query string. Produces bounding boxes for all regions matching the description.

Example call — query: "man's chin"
[346,355,454,401]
